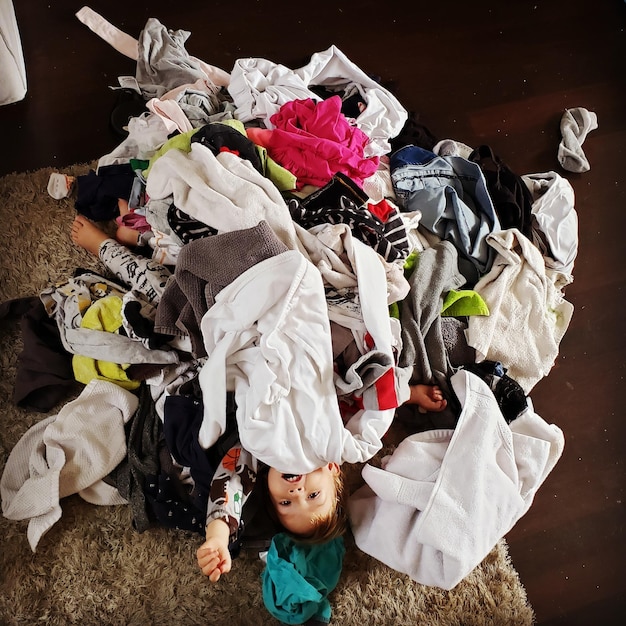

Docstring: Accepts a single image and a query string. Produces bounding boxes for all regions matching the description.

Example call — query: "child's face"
[267,463,340,536]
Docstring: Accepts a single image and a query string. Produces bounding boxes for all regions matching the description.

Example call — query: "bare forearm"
[205,518,230,543]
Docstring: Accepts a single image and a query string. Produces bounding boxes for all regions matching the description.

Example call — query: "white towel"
[1,380,138,551]
[465,228,574,393]
[348,370,564,589]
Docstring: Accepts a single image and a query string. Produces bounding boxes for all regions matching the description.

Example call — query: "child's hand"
[197,519,232,582]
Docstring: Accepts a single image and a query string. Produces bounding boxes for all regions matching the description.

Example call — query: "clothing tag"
[114,76,141,93]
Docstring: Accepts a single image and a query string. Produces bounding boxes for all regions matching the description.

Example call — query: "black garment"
[123,299,173,351]
[0,296,76,412]
[463,360,528,424]
[469,145,535,239]
[168,204,218,244]
[389,111,438,153]
[75,163,136,221]
[308,84,368,120]
[190,122,263,172]
[288,173,410,262]
[109,88,148,139]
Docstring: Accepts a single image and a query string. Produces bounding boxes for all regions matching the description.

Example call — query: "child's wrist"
[205,518,230,541]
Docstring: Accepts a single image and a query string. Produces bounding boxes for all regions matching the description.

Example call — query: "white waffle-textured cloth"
[348,370,564,589]
[1,380,138,551]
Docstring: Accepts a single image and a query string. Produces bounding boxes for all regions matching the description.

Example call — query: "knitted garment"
[262,534,345,625]
[154,220,289,358]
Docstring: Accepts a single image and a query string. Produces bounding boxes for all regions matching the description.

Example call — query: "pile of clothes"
[2,7,577,620]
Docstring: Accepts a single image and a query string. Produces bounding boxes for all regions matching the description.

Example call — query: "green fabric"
[441,289,490,317]
[144,127,199,176]
[403,250,420,279]
[72,296,140,390]
[262,534,345,625]
[129,158,149,172]
[261,151,297,191]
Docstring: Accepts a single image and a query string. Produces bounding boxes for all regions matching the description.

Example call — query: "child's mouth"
[282,474,302,482]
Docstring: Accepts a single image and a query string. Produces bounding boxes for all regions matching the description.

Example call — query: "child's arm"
[197,519,232,582]
[197,445,258,581]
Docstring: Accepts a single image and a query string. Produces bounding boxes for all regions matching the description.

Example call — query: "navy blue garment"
[75,163,136,221]
[144,435,206,535]
[469,145,534,239]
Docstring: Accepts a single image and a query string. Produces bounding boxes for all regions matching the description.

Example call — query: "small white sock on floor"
[557,107,598,173]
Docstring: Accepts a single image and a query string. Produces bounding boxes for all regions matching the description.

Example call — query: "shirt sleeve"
[205,445,258,545]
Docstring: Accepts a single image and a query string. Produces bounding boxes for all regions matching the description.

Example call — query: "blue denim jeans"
[390,145,501,286]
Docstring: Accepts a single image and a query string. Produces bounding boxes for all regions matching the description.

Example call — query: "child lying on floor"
[197,441,347,582]
[70,214,448,582]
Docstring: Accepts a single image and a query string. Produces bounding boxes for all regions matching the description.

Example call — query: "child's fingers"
[200,556,221,577]
[208,558,231,582]
[197,546,217,561]
[220,556,232,574]
[209,565,224,582]
[198,548,221,571]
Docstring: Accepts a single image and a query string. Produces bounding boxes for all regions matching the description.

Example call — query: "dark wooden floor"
[2,1,625,623]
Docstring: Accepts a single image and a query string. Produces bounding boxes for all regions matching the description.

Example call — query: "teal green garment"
[262,533,345,625]
[441,289,490,317]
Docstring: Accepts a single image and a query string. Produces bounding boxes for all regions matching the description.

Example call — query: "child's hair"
[258,465,349,544]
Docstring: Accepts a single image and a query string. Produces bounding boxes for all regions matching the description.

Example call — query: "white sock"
[558,107,598,173]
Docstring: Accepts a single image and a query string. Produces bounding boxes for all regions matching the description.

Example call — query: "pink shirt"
[247,96,379,189]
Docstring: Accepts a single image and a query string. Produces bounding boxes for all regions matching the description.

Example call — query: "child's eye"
[279,500,291,506]
[308,491,320,500]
